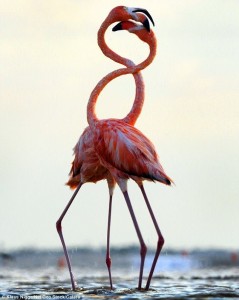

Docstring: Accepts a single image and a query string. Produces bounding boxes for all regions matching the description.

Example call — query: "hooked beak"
[112,20,150,32]
[132,8,155,27]
[112,22,123,32]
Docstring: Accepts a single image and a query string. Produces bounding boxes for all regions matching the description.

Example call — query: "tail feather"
[154,170,174,186]
[66,175,80,190]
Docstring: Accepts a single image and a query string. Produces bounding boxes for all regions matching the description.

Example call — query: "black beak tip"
[132,8,155,27]
[112,22,122,32]
[143,18,150,32]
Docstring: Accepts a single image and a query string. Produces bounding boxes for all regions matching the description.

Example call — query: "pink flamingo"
[56,7,156,291]
[87,21,173,290]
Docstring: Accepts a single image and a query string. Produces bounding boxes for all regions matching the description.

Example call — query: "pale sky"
[0,0,239,251]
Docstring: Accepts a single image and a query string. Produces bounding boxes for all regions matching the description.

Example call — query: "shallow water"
[0,248,239,299]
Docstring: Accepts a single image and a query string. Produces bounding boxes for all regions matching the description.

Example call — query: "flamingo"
[56,7,156,291]
[87,21,173,290]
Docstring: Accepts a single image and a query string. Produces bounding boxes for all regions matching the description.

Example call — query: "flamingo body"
[93,119,171,185]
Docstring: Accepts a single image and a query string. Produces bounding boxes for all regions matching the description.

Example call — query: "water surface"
[0,247,238,299]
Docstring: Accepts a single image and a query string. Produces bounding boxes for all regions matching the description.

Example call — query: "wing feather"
[94,119,166,180]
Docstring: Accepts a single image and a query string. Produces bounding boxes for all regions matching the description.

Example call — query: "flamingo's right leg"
[56,183,82,291]
[122,190,147,290]
[139,183,164,290]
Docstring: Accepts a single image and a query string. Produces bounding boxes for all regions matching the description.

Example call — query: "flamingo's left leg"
[56,183,83,291]
[106,194,113,289]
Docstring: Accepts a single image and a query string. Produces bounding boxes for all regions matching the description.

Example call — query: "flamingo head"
[107,6,155,32]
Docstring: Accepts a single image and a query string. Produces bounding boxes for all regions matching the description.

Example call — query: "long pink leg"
[139,184,164,290]
[106,194,113,289]
[123,190,147,290]
[56,183,82,291]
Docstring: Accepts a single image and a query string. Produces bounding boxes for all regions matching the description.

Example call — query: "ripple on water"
[1,273,239,299]
[1,248,239,299]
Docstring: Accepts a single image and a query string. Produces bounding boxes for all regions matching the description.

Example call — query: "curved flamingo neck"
[87,30,157,128]
[87,68,131,127]
[98,19,145,126]
[122,36,156,124]
[98,20,128,66]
